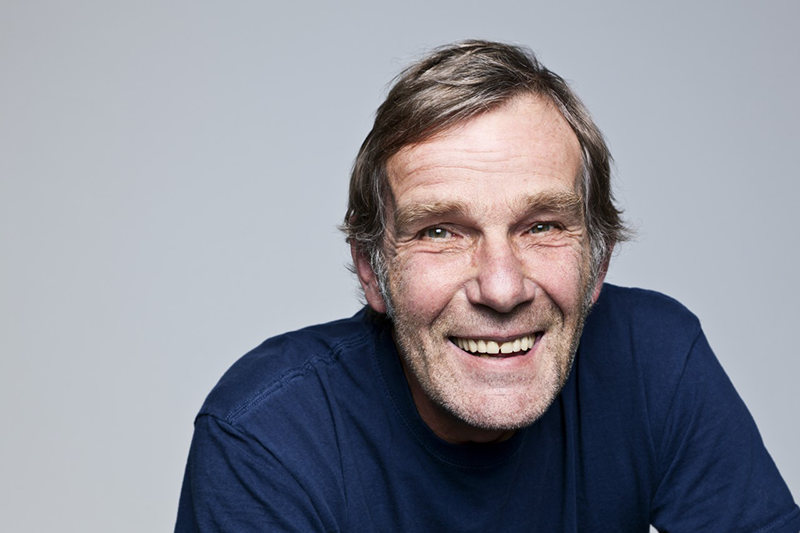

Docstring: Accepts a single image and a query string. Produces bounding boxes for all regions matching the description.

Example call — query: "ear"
[350,242,388,314]
[590,247,613,304]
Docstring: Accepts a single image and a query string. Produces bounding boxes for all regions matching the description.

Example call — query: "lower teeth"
[475,351,527,358]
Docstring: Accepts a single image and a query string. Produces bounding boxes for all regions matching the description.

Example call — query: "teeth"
[452,334,535,355]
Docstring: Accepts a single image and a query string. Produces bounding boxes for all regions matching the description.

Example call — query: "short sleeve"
[649,331,800,532]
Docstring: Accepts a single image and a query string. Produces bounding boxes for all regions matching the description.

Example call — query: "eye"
[424,227,452,239]
[530,223,553,234]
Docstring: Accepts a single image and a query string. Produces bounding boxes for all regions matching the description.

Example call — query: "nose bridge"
[469,230,532,312]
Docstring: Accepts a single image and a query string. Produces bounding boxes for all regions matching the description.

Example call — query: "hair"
[343,40,629,302]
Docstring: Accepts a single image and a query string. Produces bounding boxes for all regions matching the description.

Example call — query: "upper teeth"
[453,335,535,355]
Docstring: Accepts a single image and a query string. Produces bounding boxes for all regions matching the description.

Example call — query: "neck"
[399,356,516,445]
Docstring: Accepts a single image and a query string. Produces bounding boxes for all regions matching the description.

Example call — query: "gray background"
[1,1,797,531]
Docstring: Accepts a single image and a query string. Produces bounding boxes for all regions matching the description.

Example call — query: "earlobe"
[350,243,388,314]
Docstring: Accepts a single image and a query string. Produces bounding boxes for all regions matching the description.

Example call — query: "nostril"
[465,239,535,312]
[470,275,535,314]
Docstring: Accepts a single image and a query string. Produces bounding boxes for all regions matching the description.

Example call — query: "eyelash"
[423,227,453,239]
[420,222,559,241]
[530,222,554,234]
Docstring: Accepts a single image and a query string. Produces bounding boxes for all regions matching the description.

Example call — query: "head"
[344,40,626,302]
[343,41,628,443]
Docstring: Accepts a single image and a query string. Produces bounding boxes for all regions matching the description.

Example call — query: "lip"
[448,333,542,362]
[448,341,540,376]
[450,332,540,343]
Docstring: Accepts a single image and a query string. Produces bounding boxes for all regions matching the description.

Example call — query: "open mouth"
[450,333,540,358]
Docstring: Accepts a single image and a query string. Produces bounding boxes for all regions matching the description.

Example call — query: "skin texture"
[353,94,607,444]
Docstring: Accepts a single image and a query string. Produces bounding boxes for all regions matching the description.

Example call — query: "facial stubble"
[379,256,596,434]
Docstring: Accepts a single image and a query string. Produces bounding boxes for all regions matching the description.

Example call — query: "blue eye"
[530,223,552,234]
[425,227,451,239]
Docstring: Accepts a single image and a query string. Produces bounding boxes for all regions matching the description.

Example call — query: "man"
[176,41,799,531]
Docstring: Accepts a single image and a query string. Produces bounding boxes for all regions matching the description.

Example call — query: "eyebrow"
[394,201,469,231]
[515,190,584,221]
[393,189,584,231]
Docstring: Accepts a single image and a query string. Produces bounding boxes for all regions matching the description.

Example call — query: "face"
[354,95,605,444]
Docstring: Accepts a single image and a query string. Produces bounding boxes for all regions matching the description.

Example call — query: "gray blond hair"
[343,40,629,295]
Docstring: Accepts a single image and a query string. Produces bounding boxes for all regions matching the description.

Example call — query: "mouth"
[450,333,540,359]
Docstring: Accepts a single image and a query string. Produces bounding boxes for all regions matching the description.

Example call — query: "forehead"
[386,94,583,206]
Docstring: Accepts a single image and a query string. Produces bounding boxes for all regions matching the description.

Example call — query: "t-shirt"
[176,284,800,532]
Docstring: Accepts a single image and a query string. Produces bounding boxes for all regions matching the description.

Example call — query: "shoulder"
[198,309,379,425]
[585,284,702,357]
[577,284,705,430]
[591,283,699,330]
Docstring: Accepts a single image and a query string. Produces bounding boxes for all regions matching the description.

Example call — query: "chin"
[435,362,571,432]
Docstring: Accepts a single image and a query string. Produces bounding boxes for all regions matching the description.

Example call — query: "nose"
[465,234,535,313]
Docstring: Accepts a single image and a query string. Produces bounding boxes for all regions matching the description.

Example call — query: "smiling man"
[176,41,799,532]
[361,94,594,445]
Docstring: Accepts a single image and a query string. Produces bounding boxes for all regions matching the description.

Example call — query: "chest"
[334,395,655,532]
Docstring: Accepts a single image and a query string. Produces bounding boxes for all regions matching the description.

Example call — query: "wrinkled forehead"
[385,94,584,204]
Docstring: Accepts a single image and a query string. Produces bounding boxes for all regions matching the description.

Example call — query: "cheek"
[389,242,590,317]
[390,253,471,317]
[522,247,589,307]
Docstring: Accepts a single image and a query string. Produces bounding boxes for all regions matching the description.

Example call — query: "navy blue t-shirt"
[176,285,800,531]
